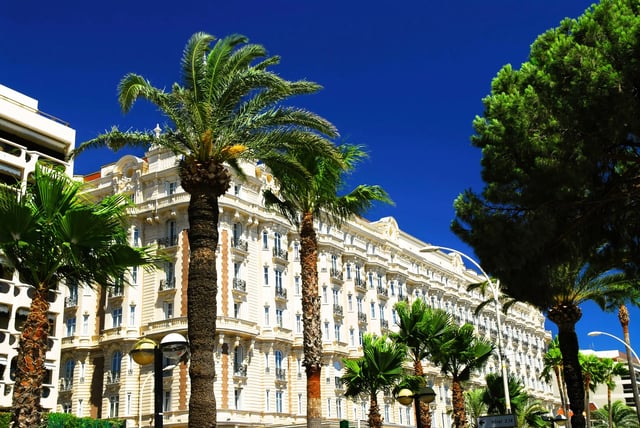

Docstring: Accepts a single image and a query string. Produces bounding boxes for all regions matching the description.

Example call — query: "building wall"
[60,146,558,427]
[0,84,75,411]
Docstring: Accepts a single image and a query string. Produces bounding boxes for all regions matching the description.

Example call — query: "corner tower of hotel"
[0,84,75,410]
[59,139,559,426]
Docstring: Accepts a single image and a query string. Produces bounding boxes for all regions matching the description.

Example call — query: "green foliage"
[591,400,640,427]
[0,413,125,428]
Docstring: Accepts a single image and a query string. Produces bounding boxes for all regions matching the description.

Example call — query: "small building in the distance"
[60,143,559,427]
[0,84,75,411]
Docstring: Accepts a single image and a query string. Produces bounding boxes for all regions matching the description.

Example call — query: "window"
[163,302,173,319]
[263,267,269,285]
[276,391,283,413]
[276,309,283,328]
[235,388,242,410]
[164,262,175,288]
[129,306,136,326]
[109,395,119,418]
[346,264,351,280]
[275,351,283,373]
[68,281,79,306]
[264,307,270,326]
[166,181,177,195]
[66,317,76,337]
[234,262,241,280]
[64,359,75,386]
[111,351,122,380]
[112,308,122,328]
[358,330,364,346]
[62,403,72,414]
[234,346,244,374]
[131,266,138,284]
[356,297,363,314]
[266,389,271,411]
[298,394,303,415]
[379,304,385,321]
[347,294,353,311]
[163,391,171,412]
[389,280,395,295]
[368,272,374,288]
[355,265,362,283]
[167,220,177,246]
[349,329,355,346]
[294,276,301,295]
[370,302,376,319]
[377,273,383,288]
[324,322,330,339]
[296,314,302,333]
[77,399,83,417]
[234,184,241,196]
[274,232,282,254]
[234,302,241,319]
[293,242,300,261]
[332,289,339,306]
[262,230,269,249]
[265,352,270,372]
[127,392,132,416]
[384,404,390,422]
[132,227,140,247]
[337,399,343,419]
[327,398,332,417]
[334,324,341,342]
[322,287,328,304]
[275,270,283,290]
[331,254,338,272]
[233,223,242,243]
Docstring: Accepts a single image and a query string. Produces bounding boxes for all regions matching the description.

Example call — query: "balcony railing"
[157,236,178,248]
[380,319,389,330]
[333,304,344,317]
[354,279,367,293]
[233,278,247,292]
[334,376,344,390]
[106,371,120,385]
[275,287,287,299]
[234,364,247,377]
[357,312,367,323]
[159,278,176,291]
[231,238,248,252]
[330,269,343,281]
[272,247,288,261]
[376,286,388,298]
[64,297,78,308]
[275,368,286,381]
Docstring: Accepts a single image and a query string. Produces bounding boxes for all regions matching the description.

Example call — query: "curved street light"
[421,245,512,414]
[588,330,640,424]
[396,386,436,428]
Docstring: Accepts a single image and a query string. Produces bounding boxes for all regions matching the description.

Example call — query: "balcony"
[64,297,78,308]
[234,364,248,378]
[157,236,178,248]
[333,304,344,318]
[357,312,367,324]
[105,371,120,385]
[275,368,287,381]
[334,376,344,391]
[380,319,389,332]
[354,279,367,294]
[159,278,176,292]
[272,247,288,262]
[376,286,389,299]
[330,269,343,282]
[59,378,73,392]
[232,278,247,293]
[275,287,287,301]
[230,238,248,252]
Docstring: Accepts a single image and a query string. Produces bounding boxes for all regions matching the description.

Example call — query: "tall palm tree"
[600,357,628,428]
[341,334,408,428]
[591,401,640,428]
[390,299,451,428]
[540,336,569,420]
[579,353,607,427]
[538,261,636,428]
[73,32,340,427]
[617,303,640,424]
[0,165,155,427]
[429,323,494,428]
[263,144,390,427]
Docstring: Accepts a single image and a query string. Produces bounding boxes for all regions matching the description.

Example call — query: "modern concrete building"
[59,144,557,427]
[0,84,75,411]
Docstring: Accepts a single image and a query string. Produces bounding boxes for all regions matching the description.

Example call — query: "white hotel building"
[0,84,75,411]
[55,143,559,427]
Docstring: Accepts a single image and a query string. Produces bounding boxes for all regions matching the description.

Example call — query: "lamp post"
[421,245,512,414]
[588,330,640,423]
[131,333,188,428]
[542,413,568,427]
[396,386,436,428]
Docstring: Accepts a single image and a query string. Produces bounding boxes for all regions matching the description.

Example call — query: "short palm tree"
[601,357,628,428]
[580,353,607,427]
[342,334,408,428]
[482,373,531,416]
[540,336,569,419]
[464,389,487,428]
[263,144,390,428]
[0,165,155,427]
[515,399,548,428]
[591,400,640,428]
[430,323,494,428]
[390,299,451,428]
[74,32,340,427]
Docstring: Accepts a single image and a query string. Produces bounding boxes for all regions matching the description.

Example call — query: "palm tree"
[540,336,569,420]
[591,401,640,428]
[538,261,636,428]
[341,334,408,428]
[0,165,155,427]
[515,399,548,428]
[464,389,487,428]
[600,357,628,428]
[390,299,451,428]
[429,323,494,428]
[617,303,640,424]
[263,143,390,427]
[73,32,340,427]
[579,353,607,427]
[482,373,533,417]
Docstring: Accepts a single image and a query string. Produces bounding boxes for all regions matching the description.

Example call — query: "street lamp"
[396,386,436,428]
[131,333,188,428]
[542,413,568,427]
[588,330,640,423]
[421,245,512,414]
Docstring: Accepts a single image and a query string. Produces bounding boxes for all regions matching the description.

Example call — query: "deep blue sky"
[2,1,638,357]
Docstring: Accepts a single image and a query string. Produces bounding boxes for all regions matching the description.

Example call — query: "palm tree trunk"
[451,379,467,428]
[368,395,383,428]
[549,311,586,428]
[554,366,569,421]
[186,190,219,428]
[11,287,50,428]
[414,360,432,428]
[584,375,591,427]
[300,211,323,428]
[618,304,640,425]
[607,386,613,428]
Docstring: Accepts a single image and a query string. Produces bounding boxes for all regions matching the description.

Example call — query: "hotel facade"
[0,84,75,412]
[56,142,558,427]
